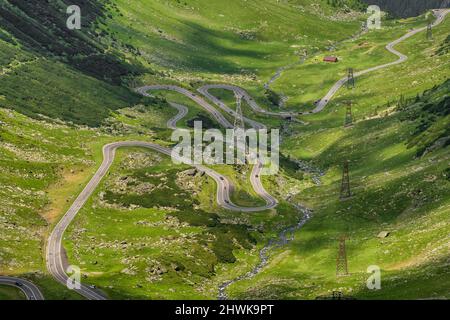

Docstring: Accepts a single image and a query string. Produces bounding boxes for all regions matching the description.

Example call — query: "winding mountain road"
[46,86,278,300]
[0,276,44,300]
[136,85,234,129]
[311,9,450,114]
[166,102,188,130]
[44,9,449,301]
[198,10,449,117]
[198,84,299,119]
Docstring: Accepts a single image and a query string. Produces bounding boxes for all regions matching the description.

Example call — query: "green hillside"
[0,0,448,300]
[226,10,450,299]
[103,0,364,82]
[0,0,144,84]
[0,285,25,300]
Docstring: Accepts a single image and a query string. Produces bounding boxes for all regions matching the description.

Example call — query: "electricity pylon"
[234,93,245,130]
[347,68,355,89]
[336,235,349,277]
[340,160,351,200]
[233,93,247,165]
[344,101,353,128]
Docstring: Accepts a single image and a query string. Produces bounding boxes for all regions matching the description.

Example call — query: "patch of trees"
[444,167,450,181]
[264,89,282,107]
[172,208,256,264]
[210,225,255,263]
[187,114,217,130]
[397,79,450,157]
[436,35,450,56]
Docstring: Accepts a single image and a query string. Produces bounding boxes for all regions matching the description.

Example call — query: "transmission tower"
[234,93,245,130]
[344,101,353,128]
[340,160,351,200]
[336,235,349,277]
[426,23,433,40]
[347,68,355,89]
[233,93,248,164]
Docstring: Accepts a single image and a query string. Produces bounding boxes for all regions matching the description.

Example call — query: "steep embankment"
[362,0,450,17]
[2,0,448,301]
[43,0,368,300]
[0,0,162,299]
[102,0,363,80]
[226,10,450,299]
[0,0,144,84]
[0,0,148,126]
[0,0,363,300]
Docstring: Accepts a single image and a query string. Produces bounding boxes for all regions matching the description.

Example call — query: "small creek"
[217,159,325,299]
[218,203,312,300]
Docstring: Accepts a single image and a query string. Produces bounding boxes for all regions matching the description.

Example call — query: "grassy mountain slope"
[271,13,431,109]
[55,0,381,299]
[225,11,450,299]
[0,0,144,84]
[0,0,148,126]
[0,285,25,300]
[64,148,261,299]
[0,0,165,299]
[102,0,363,81]
[0,0,448,300]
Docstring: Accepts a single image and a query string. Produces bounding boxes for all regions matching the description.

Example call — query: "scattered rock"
[377,231,390,238]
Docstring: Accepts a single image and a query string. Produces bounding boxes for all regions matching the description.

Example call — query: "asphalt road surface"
[136,85,234,129]
[46,90,278,300]
[198,84,300,119]
[311,9,450,114]
[45,10,448,300]
[0,276,44,300]
[166,102,188,129]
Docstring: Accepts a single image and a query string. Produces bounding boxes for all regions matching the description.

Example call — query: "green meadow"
[224,10,450,299]
[0,285,25,300]
[0,0,448,300]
